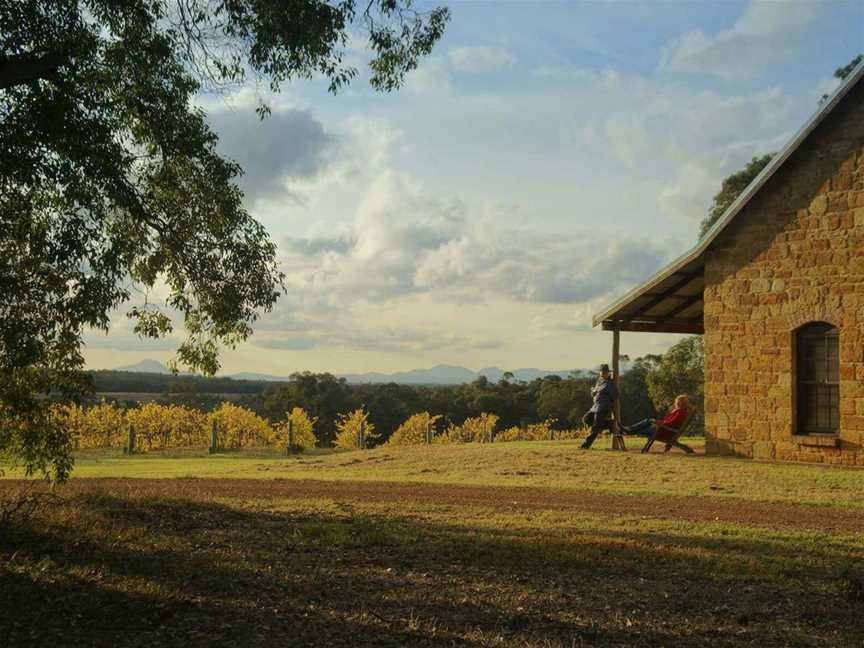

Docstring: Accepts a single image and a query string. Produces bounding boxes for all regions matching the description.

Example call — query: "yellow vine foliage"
[273,407,317,450]
[334,409,376,450]
[438,413,499,444]
[54,402,128,449]
[209,402,273,449]
[496,419,556,442]
[127,403,209,451]
[388,412,441,446]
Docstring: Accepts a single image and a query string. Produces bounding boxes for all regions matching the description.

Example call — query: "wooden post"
[521,419,528,441]
[286,419,294,455]
[358,421,365,450]
[611,326,627,451]
[425,420,433,444]
[209,418,218,454]
[124,424,135,455]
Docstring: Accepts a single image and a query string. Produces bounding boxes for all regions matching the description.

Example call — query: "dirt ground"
[1,477,862,647]
[51,477,864,533]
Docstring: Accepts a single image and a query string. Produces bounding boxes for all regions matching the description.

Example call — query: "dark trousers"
[581,408,613,448]
[627,419,655,436]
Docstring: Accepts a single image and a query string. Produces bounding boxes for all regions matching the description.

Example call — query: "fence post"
[426,420,433,444]
[521,419,528,441]
[286,419,294,455]
[209,418,218,454]
[124,424,136,455]
[358,421,365,450]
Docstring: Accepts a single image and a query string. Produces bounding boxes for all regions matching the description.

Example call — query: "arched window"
[796,322,839,434]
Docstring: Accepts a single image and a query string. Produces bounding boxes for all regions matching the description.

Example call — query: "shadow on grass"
[1,486,861,647]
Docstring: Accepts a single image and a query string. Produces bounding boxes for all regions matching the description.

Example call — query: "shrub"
[209,403,274,449]
[334,409,377,450]
[273,407,317,450]
[127,403,209,451]
[438,413,498,444]
[496,419,556,442]
[54,402,128,449]
[388,412,441,446]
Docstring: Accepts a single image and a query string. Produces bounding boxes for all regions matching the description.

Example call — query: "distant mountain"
[339,364,478,385]
[230,371,292,382]
[113,359,171,374]
[339,364,584,385]
[111,360,618,385]
[477,367,580,382]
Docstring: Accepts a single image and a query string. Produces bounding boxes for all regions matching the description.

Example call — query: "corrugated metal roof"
[592,60,864,333]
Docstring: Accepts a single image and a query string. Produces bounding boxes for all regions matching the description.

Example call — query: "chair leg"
[671,441,694,454]
[641,434,655,453]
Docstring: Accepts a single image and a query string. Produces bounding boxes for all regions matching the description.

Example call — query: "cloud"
[568,68,793,222]
[405,60,454,96]
[278,170,679,308]
[404,45,517,96]
[84,326,181,353]
[208,107,334,203]
[252,327,503,354]
[448,46,517,73]
[658,1,822,79]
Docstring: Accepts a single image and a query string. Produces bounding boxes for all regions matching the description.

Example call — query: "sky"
[84,0,864,375]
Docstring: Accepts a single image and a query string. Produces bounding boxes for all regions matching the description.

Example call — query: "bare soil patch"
[1,477,862,647]
[55,477,864,533]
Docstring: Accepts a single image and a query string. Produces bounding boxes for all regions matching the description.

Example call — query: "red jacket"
[658,407,688,430]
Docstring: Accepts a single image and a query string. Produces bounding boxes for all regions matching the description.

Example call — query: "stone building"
[593,62,864,465]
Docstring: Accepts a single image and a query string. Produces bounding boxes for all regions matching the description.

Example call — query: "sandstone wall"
[703,80,864,465]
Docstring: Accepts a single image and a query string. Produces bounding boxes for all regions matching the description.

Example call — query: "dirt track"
[31,477,864,533]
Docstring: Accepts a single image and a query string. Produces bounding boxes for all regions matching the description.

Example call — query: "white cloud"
[448,46,517,73]
[564,68,793,222]
[814,75,842,102]
[405,60,454,96]
[278,169,680,310]
[658,1,822,79]
[404,45,518,96]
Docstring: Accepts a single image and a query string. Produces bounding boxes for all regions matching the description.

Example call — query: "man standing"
[579,363,618,449]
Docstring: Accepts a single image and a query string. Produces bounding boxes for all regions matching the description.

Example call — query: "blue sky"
[85,0,864,375]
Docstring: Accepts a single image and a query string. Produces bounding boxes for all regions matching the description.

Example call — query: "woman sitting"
[621,394,692,452]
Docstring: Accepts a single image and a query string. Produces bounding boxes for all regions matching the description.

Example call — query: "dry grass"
[58,439,864,509]
[1,441,862,647]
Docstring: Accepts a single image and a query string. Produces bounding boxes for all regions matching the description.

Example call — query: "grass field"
[2,440,863,647]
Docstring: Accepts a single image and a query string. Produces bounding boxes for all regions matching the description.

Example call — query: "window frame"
[793,321,840,437]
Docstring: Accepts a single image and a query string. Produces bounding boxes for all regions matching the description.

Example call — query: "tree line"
[228,336,705,447]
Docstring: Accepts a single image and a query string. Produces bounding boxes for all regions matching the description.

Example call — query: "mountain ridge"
[109,360,605,385]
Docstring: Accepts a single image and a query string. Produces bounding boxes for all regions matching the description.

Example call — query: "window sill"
[792,434,839,448]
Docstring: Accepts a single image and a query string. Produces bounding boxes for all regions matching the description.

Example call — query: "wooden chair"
[641,409,698,454]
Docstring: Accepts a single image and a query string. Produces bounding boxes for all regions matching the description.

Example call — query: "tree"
[0,0,448,480]
[263,372,354,447]
[620,354,662,424]
[697,154,773,239]
[536,376,593,429]
[820,54,863,104]
[646,336,704,433]
[699,54,863,241]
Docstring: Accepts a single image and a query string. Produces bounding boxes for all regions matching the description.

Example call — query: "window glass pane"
[807,339,826,382]
[828,386,839,429]
[827,337,839,382]
[796,323,840,434]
